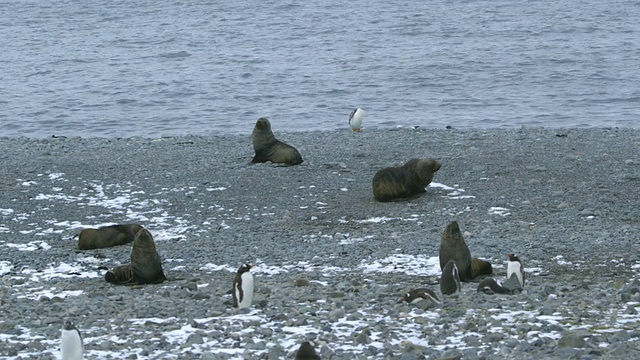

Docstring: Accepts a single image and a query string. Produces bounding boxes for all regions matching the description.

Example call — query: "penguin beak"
[398,297,406,303]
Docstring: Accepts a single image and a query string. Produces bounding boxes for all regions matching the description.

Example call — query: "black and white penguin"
[477,277,513,295]
[295,341,321,360]
[399,288,440,304]
[348,108,365,132]
[440,260,461,295]
[506,253,525,287]
[232,264,254,308]
[60,320,84,360]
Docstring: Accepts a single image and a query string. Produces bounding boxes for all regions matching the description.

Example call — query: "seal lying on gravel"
[78,223,143,250]
[251,117,303,166]
[105,228,166,285]
[371,158,441,202]
[439,221,492,281]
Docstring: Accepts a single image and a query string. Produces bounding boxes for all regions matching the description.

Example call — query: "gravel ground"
[0,127,639,359]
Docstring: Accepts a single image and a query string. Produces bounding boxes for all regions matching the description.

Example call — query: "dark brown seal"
[371,158,441,202]
[78,224,143,250]
[130,228,167,284]
[439,221,492,281]
[251,117,303,166]
[104,228,166,285]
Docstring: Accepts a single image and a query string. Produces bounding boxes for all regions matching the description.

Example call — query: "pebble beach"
[0,127,639,359]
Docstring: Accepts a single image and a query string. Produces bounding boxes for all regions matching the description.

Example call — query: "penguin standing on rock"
[506,253,525,287]
[232,264,254,308]
[60,320,84,360]
[399,288,440,304]
[295,341,321,360]
[440,260,461,295]
[348,108,365,132]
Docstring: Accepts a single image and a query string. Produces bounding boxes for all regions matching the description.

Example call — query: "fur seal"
[400,288,440,304]
[440,260,461,295]
[130,228,166,284]
[105,228,166,285]
[507,253,525,287]
[232,263,254,308]
[251,117,303,166]
[371,158,441,202]
[349,108,365,132]
[295,341,321,360]
[439,221,492,281]
[78,223,143,250]
[477,277,513,295]
[60,320,84,360]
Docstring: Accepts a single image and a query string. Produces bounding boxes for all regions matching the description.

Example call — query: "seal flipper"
[105,264,135,285]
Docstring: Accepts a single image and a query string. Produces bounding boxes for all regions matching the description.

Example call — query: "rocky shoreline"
[0,127,639,359]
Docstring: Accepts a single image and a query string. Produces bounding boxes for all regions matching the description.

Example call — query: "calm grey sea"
[1,0,639,138]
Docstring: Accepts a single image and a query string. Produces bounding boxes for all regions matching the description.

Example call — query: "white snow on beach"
[360,254,441,276]
[0,261,11,276]
[430,182,476,199]
[488,206,511,216]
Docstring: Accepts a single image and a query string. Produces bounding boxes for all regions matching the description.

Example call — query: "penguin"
[440,260,461,295]
[232,263,254,308]
[399,288,440,304]
[60,320,84,360]
[295,341,321,360]
[506,253,525,287]
[348,108,365,132]
[477,277,513,295]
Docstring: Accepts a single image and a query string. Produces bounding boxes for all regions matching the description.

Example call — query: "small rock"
[182,282,198,291]
[328,308,345,322]
[580,209,596,216]
[354,330,371,345]
[558,332,586,348]
[191,292,211,300]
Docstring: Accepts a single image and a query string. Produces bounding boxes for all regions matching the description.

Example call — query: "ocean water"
[1,0,639,138]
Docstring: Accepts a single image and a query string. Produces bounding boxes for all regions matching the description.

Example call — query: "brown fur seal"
[251,117,303,166]
[78,224,143,250]
[439,221,492,281]
[130,228,167,284]
[372,158,441,202]
[104,228,166,285]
